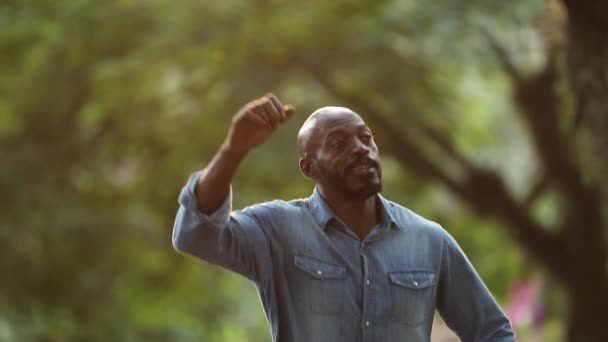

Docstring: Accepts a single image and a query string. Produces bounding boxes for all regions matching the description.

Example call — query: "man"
[173,94,515,341]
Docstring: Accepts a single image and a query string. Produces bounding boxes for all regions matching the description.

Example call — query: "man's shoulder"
[235,197,314,231]
[239,197,310,216]
[383,197,448,238]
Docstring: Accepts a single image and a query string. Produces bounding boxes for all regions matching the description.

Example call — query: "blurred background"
[1,0,607,341]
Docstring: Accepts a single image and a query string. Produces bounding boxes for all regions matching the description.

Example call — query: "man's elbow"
[171,208,201,254]
[171,220,219,259]
[487,317,516,341]
[172,234,183,253]
[172,223,198,255]
[172,229,188,253]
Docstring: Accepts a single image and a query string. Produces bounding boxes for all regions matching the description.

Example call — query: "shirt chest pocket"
[289,254,347,315]
[389,271,436,326]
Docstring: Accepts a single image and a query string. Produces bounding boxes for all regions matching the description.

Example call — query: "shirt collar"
[308,187,400,231]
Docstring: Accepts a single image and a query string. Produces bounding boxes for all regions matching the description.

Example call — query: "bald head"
[296,105,382,198]
[297,106,363,158]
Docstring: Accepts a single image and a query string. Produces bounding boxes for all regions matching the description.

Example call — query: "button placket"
[360,243,374,340]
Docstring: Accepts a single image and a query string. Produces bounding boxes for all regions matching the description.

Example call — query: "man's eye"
[331,140,344,148]
[361,134,372,143]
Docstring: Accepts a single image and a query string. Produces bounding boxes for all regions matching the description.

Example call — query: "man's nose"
[351,138,370,156]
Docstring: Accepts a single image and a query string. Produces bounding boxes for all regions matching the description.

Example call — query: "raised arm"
[172,94,295,282]
[196,94,295,214]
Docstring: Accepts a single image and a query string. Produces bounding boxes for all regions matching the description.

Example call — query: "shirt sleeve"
[172,171,274,284]
[437,231,516,341]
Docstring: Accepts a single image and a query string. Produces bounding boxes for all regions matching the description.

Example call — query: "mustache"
[346,156,379,172]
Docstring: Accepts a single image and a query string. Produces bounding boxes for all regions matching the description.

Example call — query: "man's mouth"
[347,158,378,173]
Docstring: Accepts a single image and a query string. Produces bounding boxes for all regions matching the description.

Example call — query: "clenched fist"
[225,93,296,155]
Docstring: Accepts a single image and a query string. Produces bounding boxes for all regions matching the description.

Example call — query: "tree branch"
[484,31,599,226]
[522,172,551,209]
[480,29,523,84]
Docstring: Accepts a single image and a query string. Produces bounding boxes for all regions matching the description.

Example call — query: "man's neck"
[319,188,380,240]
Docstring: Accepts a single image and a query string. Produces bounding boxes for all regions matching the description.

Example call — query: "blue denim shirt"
[173,172,515,342]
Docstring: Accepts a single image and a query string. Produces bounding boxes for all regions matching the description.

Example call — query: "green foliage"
[1,0,568,340]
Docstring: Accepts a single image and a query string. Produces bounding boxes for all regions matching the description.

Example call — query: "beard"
[315,159,383,199]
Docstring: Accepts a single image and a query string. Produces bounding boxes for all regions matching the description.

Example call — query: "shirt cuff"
[178,170,232,227]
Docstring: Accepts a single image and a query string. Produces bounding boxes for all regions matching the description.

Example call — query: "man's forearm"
[196,141,247,214]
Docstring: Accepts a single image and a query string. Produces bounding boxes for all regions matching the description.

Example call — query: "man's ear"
[299,157,317,180]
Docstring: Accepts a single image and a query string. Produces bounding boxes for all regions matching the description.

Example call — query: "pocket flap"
[389,271,436,289]
[294,254,346,279]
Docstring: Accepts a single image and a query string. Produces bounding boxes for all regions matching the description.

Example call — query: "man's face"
[309,109,382,199]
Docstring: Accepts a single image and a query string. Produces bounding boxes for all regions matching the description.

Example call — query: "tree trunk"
[561,2,608,340]
[563,0,608,192]
[566,277,608,341]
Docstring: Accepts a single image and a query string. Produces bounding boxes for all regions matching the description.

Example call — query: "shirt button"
[365,321,370,327]
[361,242,366,248]
[413,281,419,287]
[366,279,370,286]
[317,270,322,275]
